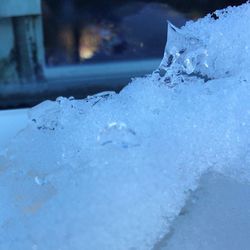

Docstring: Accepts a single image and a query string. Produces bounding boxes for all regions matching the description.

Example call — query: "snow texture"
[1,2,250,250]
[161,173,250,250]
[0,109,28,149]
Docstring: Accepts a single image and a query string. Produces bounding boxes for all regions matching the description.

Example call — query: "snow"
[0,109,28,149]
[1,2,250,250]
[161,172,250,250]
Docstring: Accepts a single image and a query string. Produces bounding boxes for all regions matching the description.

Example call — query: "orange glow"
[79,25,102,60]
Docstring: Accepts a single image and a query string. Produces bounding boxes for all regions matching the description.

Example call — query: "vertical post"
[13,16,44,83]
[0,18,19,83]
[0,0,45,84]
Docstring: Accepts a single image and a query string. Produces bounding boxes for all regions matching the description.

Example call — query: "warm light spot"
[79,25,102,60]
[80,47,95,59]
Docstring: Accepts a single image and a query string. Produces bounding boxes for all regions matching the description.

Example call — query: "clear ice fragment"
[97,122,139,148]
[157,22,209,85]
[86,91,116,106]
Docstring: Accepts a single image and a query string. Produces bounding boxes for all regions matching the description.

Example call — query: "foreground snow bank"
[1,2,250,250]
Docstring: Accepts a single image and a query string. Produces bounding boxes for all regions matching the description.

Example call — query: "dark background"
[0,0,247,109]
[42,0,246,66]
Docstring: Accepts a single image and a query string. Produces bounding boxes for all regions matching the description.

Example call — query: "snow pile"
[1,2,250,250]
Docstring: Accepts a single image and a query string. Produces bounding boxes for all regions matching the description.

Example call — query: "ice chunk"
[97,121,140,148]
[156,22,210,87]
[159,22,208,75]
[86,91,116,106]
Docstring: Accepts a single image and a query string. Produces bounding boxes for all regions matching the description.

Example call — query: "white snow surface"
[0,109,28,149]
[1,2,250,250]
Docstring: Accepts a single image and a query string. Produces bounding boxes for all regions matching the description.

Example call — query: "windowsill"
[0,58,161,108]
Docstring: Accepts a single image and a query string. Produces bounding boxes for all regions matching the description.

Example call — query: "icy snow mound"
[1,2,250,250]
[158,3,250,85]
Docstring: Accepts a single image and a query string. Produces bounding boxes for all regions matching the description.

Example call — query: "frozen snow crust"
[1,2,250,250]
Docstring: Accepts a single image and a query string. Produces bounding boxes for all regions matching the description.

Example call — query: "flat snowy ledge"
[158,173,250,249]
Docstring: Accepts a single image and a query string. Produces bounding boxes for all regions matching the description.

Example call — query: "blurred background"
[0,0,246,109]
